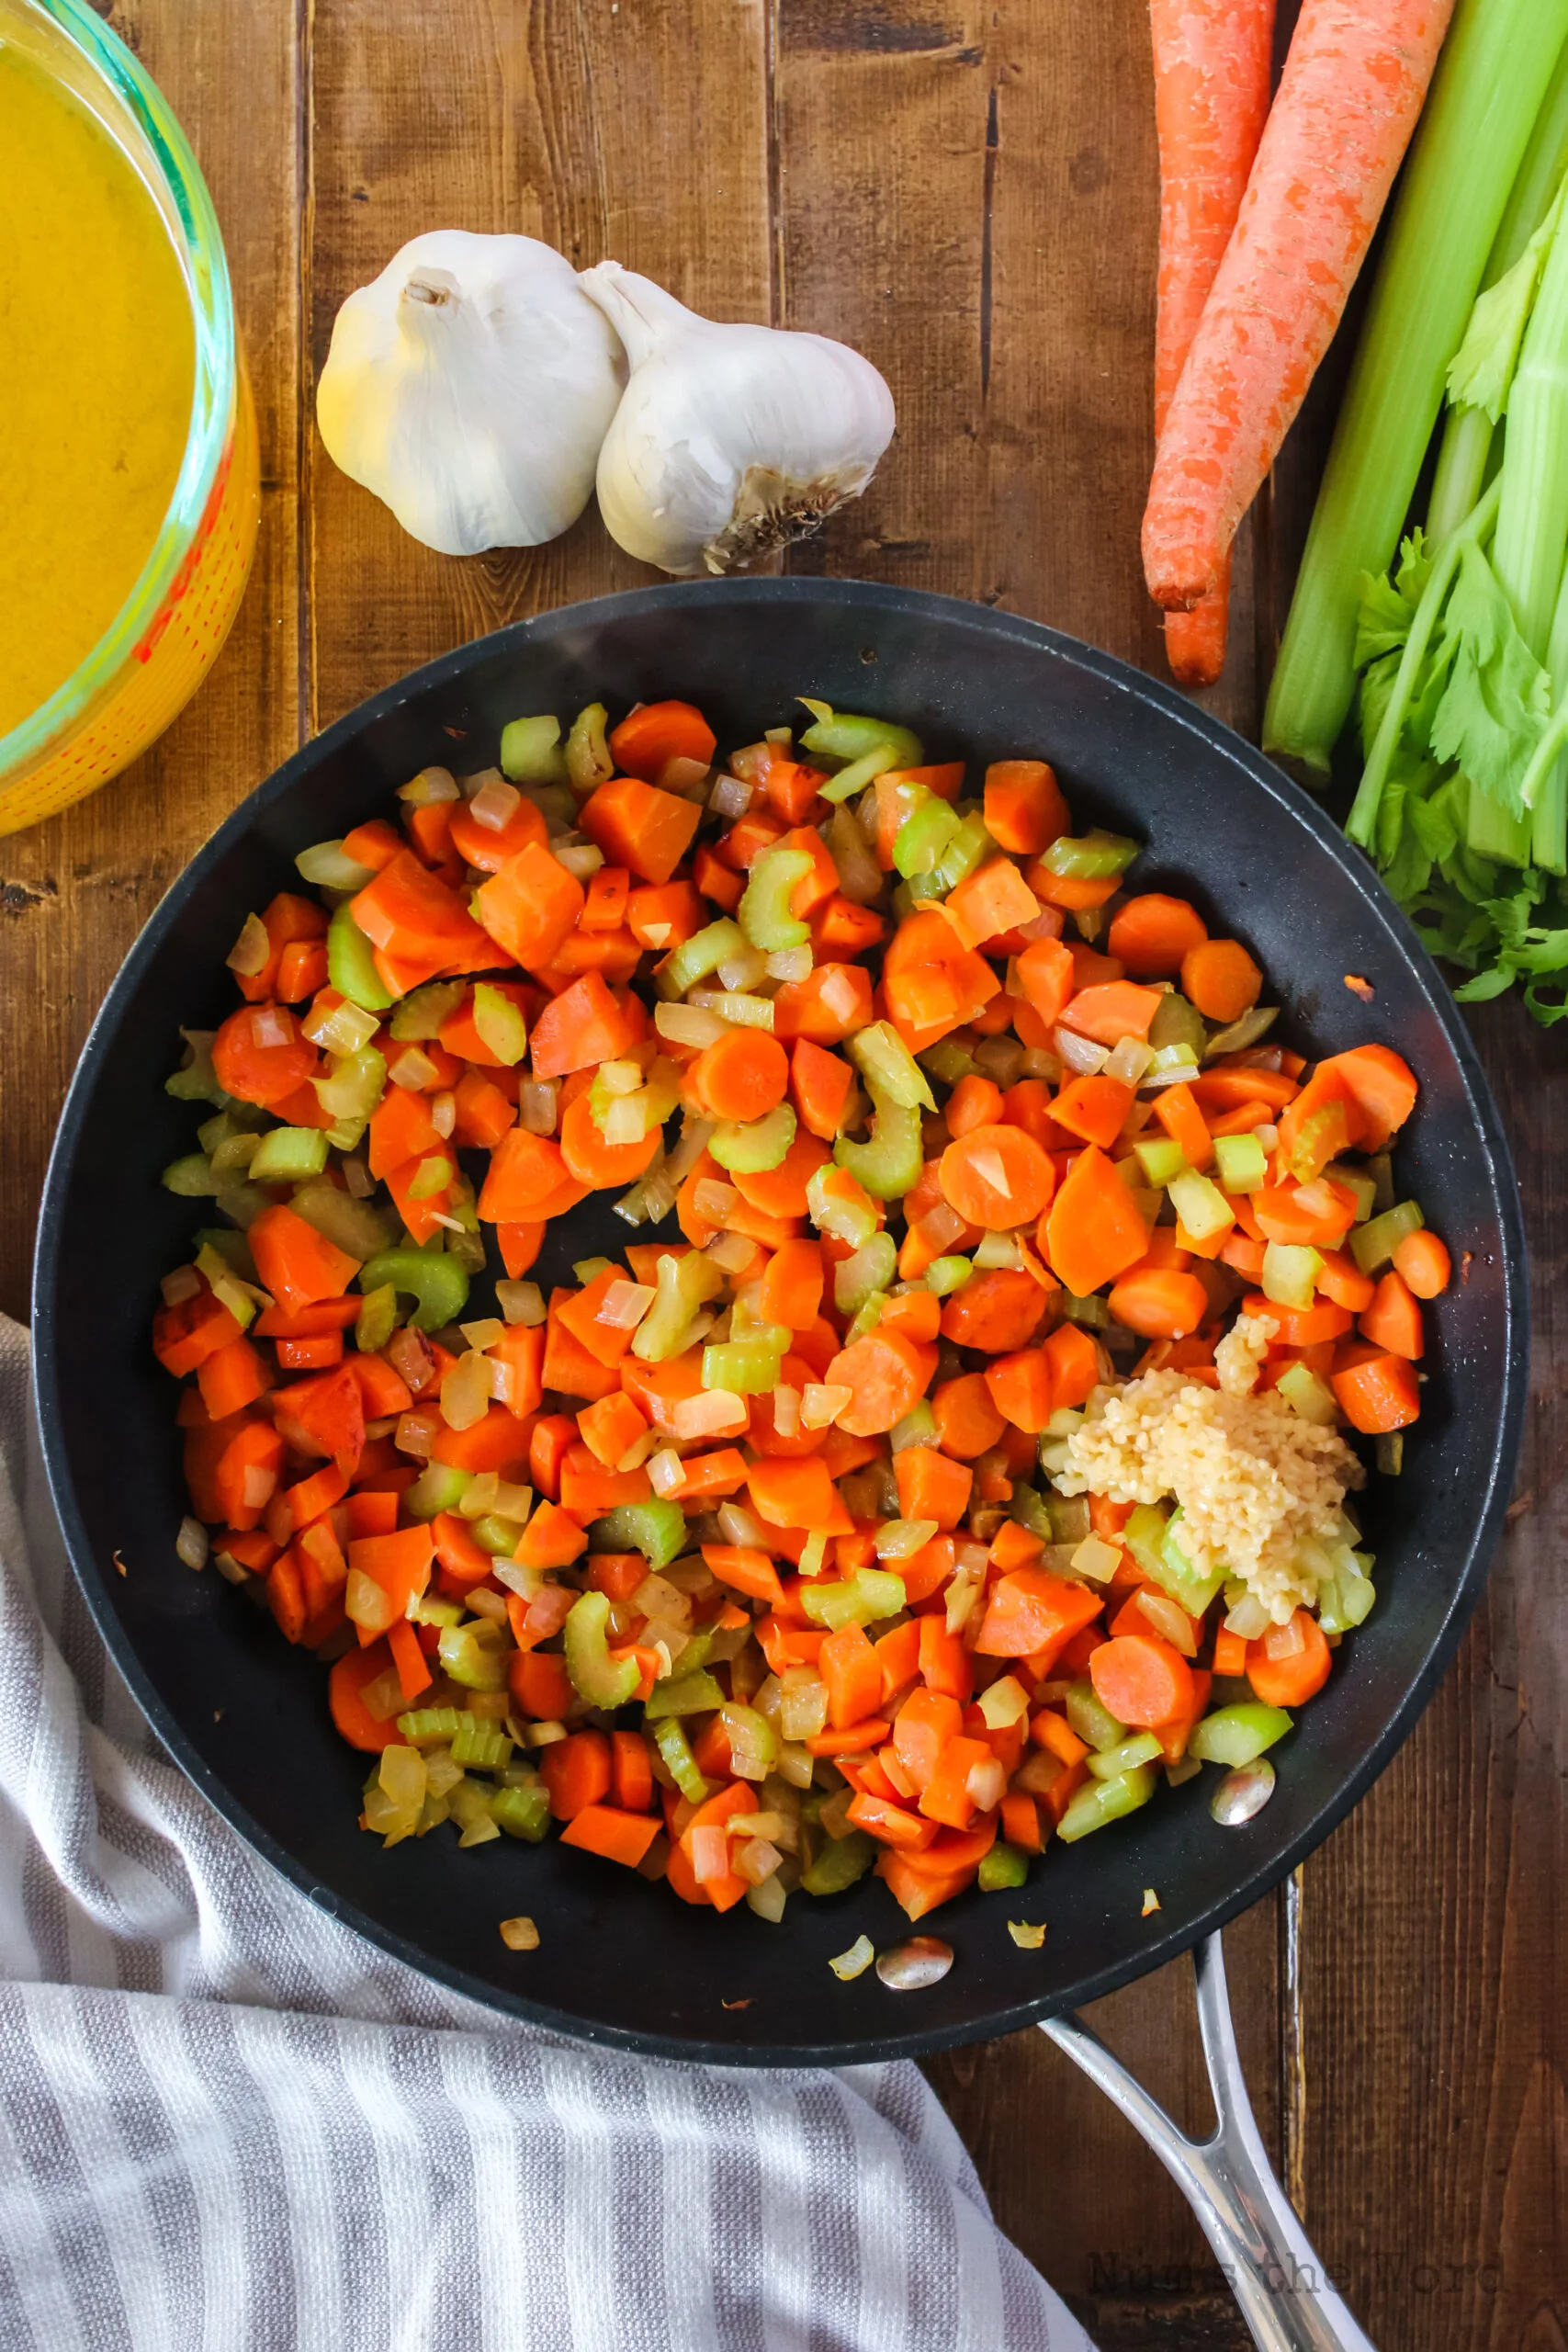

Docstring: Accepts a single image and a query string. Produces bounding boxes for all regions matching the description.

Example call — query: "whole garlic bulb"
[578,263,896,575]
[317,231,626,557]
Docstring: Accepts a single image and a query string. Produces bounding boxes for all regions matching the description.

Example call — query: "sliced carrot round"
[940,1125,1055,1229]
[1246,1611,1331,1709]
[824,1328,937,1436]
[1107,893,1209,975]
[733,1126,831,1218]
[558,1091,661,1189]
[1107,1267,1210,1340]
[691,1029,789,1123]
[1180,938,1262,1023]
[1089,1633,1194,1729]
[329,1641,399,1753]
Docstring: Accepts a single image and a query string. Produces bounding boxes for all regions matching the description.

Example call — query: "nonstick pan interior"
[34,582,1528,2064]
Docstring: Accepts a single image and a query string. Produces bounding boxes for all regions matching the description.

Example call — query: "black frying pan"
[32,581,1528,2067]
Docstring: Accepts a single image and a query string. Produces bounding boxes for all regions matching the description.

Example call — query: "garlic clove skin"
[578,263,896,577]
[317,231,626,558]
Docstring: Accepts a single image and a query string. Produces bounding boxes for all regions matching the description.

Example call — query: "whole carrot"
[1143,0,1455,613]
[1149,0,1278,684]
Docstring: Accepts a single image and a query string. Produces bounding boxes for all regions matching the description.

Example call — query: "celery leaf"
[1447,183,1566,423]
[1427,542,1551,819]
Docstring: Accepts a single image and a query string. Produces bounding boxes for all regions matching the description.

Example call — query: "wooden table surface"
[5,3,1562,2344]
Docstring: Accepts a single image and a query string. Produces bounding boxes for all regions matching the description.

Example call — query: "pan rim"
[32,577,1530,2066]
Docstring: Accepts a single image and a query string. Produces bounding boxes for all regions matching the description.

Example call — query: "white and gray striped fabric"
[0,1318,1094,2352]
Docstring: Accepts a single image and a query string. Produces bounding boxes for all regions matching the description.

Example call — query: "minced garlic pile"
[1056,1313,1364,1621]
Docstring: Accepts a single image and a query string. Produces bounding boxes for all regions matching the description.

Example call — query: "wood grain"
[0,5,1562,2345]
[0,0,304,1323]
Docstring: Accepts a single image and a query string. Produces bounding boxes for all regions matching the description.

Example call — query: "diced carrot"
[982,1348,1055,1434]
[1089,1633,1195,1728]
[1059,980,1164,1046]
[581,775,702,886]
[822,1328,938,1438]
[608,699,716,782]
[941,1125,1055,1230]
[1107,1266,1210,1340]
[975,1567,1103,1658]
[918,1734,993,1829]
[1107,894,1209,975]
[1043,1144,1150,1295]
[248,1203,359,1317]
[942,1270,1051,1354]
[1393,1228,1450,1300]
[515,1499,590,1568]
[983,760,1070,855]
[560,1804,662,1868]
[1180,938,1262,1023]
[931,1373,1006,1460]
[329,1641,399,1751]
[1358,1269,1425,1361]
[1051,1073,1135,1149]
[541,1729,613,1821]
[1246,1611,1331,1709]
[1153,1081,1213,1170]
[893,1446,974,1530]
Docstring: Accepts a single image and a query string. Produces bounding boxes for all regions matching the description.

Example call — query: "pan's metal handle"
[1041,1932,1374,2352]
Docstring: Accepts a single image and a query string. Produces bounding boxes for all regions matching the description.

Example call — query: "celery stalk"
[1494,197,1568,660]
[1265,2,1568,776]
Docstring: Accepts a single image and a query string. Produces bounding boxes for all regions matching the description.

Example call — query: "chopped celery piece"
[894,796,962,878]
[1350,1199,1424,1275]
[565,702,615,793]
[468,1514,525,1557]
[1045,1493,1090,1544]
[1168,1170,1234,1243]
[1057,1764,1157,1842]
[1010,1486,1054,1540]
[890,1399,939,1453]
[1059,1290,1111,1328]
[589,1066,676,1142]
[437,1623,511,1692]
[1156,1511,1227,1616]
[1262,1242,1323,1309]
[500,713,568,784]
[1133,1136,1188,1188]
[1276,1362,1340,1427]
[592,1498,687,1570]
[1041,830,1139,880]
[1323,1163,1377,1223]
[1375,1430,1404,1476]
[355,1282,399,1354]
[405,1152,456,1202]
[1188,1703,1292,1768]
[197,1106,264,1153]
[1086,1731,1164,1782]
[834,1231,897,1315]
[921,1038,977,1085]
[472,984,528,1066]
[574,1255,615,1284]
[327,903,395,1012]
[408,1593,464,1628]
[721,1702,780,1780]
[564,1590,642,1709]
[1147,993,1207,1057]
[925,809,992,899]
[703,1340,785,1394]
[651,1716,711,1803]
[710,1102,796,1174]
[632,1247,724,1363]
[799,709,924,769]
[1122,1500,1170,1577]
[834,1088,921,1202]
[1317,1551,1377,1634]
[806,1162,878,1248]
[1065,1679,1126,1754]
[643,1669,728,1720]
[976,1841,1030,1893]
[213,1182,271,1230]
[848,1020,936,1113]
[739,847,813,952]
[1213,1132,1269,1193]
[166,1029,231,1107]
[360,1243,469,1332]
[450,1720,513,1770]
[843,1293,886,1344]
[800,1828,877,1895]
[389,979,465,1041]
[397,1707,471,1746]
[818,742,904,804]
[924,1254,974,1296]
[801,1568,906,1629]
[491,1782,550,1840]
[163,1153,218,1197]
[657,918,745,1001]
[403,1462,475,1521]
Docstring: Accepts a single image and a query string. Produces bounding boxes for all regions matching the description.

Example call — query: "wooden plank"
[0,0,303,1321]
[769,4,1280,2335]
[1292,1000,1567,2352]
[306,0,773,735]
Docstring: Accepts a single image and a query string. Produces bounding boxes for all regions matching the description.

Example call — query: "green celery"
[360,1242,470,1331]
[800,1829,876,1895]
[1133,1136,1188,1188]
[651,1717,711,1803]
[403,1463,473,1521]
[703,1340,785,1394]
[976,1841,1030,1893]
[1261,1242,1323,1310]
[450,1720,513,1770]
[500,714,568,784]
[799,708,923,768]
[925,809,992,899]
[472,985,527,1065]
[924,1254,974,1296]
[1350,1199,1425,1275]
[1056,1764,1156,1843]
[437,1623,511,1692]
[739,848,813,952]
[1265,0,1568,775]
[491,1782,551,1840]
[592,1499,687,1570]
[1167,1169,1233,1242]
[563,1591,642,1708]
[162,1153,218,1198]
[327,903,395,1012]
[801,1568,906,1629]
[1213,1132,1268,1193]
[833,1232,897,1314]
[657,918,745,1001]
[1085,1731,1164,1783]
[632,1248,724,1363]
[710,1102,796,1174]
[643,1669,728,1720]
[1187,1702,1292,1767]
[1064,1679,1125,1755]
[847,1021,936,1113]
[1040,831,1137,880]
[565,703,615,793]
[833,1088,921,1202]
[355,1282,399,1353]
[893,796,961,879]
[389,980,466,1041]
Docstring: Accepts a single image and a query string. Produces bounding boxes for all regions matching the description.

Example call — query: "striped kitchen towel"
[0,1317,1093,2352]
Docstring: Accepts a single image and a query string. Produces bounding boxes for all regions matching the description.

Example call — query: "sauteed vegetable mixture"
[153,697,1449,1923]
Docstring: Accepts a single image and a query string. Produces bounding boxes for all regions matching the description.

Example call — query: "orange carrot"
[1246,1611,1332,1708]
[607,699,716,782]
[758,1237,824,1330]
[823,1327,938,1437]
[1059,980,1164,1047]
[541,1729,614,1820]
[974,1567,1103,1658]
[982,760,1071,855]
[1313,1044,1418,1147]
[983,1347,1055,1433]
[789,1038,853,1140]
[1043,1143,1150,1296]
[558,1090,661,1191]
[940,1125,1055,1230]
[1180,937,1263,1022]
[1107,1266,1211,1340]
[1144,0,1454,613]
[1330,1344,1420,1433]
[329,1642,399,1752]
[940,1269,1051,1354]
[894,1446,974,1530]
[931,1373,1007,1460]
[1107,893,1209,975]
[581,775,702,886]
[691,1028,790,1122]
[1393,1228,1450,1299]
[1050,1073,1135,1150]
[1358,1268,1425,1360]
[1149,0,1277,683]
[821,1623,885,1728]
[559,1804,663,1868]
[1090,1632,1196,1727]
[946,1073,1005,1136]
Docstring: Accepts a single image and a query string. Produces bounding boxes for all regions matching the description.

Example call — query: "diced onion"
[977,1673,1030,1729]
[604,1094,650,1147]
[439,1351,492,1431]
[689,989,774,1031]
[829,1934,875,1982]
[718,944,770,992]
[1054,1025,1109,1077]
[525,1585,576,1639]
[499,1916,539,1951]
[1137,1589,1199,1655]
[1104,1035,1154,1085]
[880,1747,918,1799]
[389,1046,439,1091]
[496,1280,546,1327]
[1020,1047,1062,1081]
[242,1464,277,1510]
[764,944,814,984]
[519,1080,558,1136]
[1224,1593,1270,1641]
[704,1231,756,1274]
[648,1448,685,1498]
[671,1389,749,1440]
[294,839,377,891]
[1069,1533,1122,1584]
[596,1279,656,1331]
[429,1090,457,1139]
[633,1170,678,1226]
[875,1517,938,1560]
[1264,1613,1308,1660]
[801,1383,852,1428]
[600,1059,645,1098]
[460,1317,505,1351]
[915,1202,966,1255]
[466,1587,509,1623]
[345,1569,398,1634]
[175,1516,209,1571]
[690,1825,731,1884]
[161,1264,203,1306]
[660,755,713,798]
[398,764,459,807]
[974,1230,1023,1271]
[556,842,607,888]
[734,1838,783,1887]
[965,1757,1006,1813]
[818,967,863,1027]
[491,1558,543,1602]
[773,1385,801,1440]
[226,913,271,978]
[251,1005,293,1049]
[716,1501,767,1549]
[666,1117,716,1185]
[710,774,753,819]
[469,775,522,831]
[694,1179,739,1222]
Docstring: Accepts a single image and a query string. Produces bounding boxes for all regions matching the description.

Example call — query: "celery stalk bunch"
[1267,6,1568,1024]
